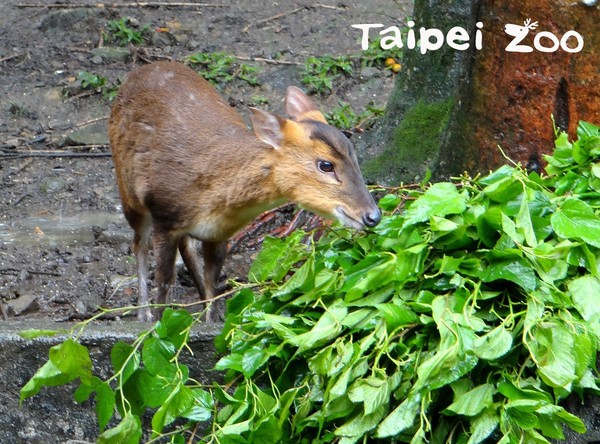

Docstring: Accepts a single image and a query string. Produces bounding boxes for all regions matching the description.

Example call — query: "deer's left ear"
[285,86,327,123]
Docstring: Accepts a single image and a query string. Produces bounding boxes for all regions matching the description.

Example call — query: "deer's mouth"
[333,206,364,230]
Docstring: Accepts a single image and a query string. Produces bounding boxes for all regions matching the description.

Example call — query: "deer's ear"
[249,108,284,149]
[285,86,327,123]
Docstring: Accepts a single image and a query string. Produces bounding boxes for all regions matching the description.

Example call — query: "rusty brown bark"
[467,0,600,172]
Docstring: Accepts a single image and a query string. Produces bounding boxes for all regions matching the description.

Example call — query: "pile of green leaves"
[212,121,600,443]
[19,121,599,443]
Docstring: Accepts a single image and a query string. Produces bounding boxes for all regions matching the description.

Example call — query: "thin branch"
[313,3,348,10]
[234,55,300,66]
[17,2,227,8]
[74,116,109,128]
[1,149,112,159]
[242,6,305,33]
[28,270,62,277]
[0,53,24,63]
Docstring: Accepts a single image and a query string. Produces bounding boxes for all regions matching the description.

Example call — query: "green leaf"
[142,337,176,375]
[97,413,142,444]
[18,329,65,339]
[96,381,117,431]
[20,360,77,401]
[249,415,283,444]
[111,341,140,384]
[568,276,600,322]
[481,174,523,203]
[539,404,586,434]
[288,304,348,354]
[49,338,93,385]
[482,257,537,292]
[152,385,197,434]
[444,384,494,416]
[248,231,307,282]
[467,409,499,444]
[551,198,600,248]
[155,309,193,348]
[516,191,538,247]
[348,371,402,416]
[473,325,513,360]
[74,377,115,430]
[379,193,402,211]
[403,182,467,226]
[377,302,420,332]
[477,164,515,186]
[241,346,270,378]
[334,408,387,438]
[343,253,401,301]
[526,321,577,390]
[498,380,552,404]
[215,353,244,373]
[181,388,214,423]
[139,364,187,408]
[415,347,478,390]
[577,120,600,138]
[376,391,421,438]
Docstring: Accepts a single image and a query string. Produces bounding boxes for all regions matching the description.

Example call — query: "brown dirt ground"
[0,0,411,322]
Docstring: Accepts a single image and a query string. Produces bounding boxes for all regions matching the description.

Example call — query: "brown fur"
[109,61,380,321]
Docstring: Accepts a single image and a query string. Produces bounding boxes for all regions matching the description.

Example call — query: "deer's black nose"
[363,208,382,228]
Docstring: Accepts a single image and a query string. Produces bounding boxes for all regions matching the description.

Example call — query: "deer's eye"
[317,160,335,173]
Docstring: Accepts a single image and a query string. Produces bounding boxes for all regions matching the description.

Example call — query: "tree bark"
[359,0,600,185]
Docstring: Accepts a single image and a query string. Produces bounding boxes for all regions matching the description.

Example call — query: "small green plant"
[104,17,148,46]
[237,63,260,86]
[76,71,120,101]
[251,95,269,106]
[301,55,353,95]
[357,36,403,68]
[78,71,106,90]
[326,100,384,131]
[185,52,259,87]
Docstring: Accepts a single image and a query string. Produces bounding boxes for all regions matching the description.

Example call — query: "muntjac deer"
[109,61,381,321]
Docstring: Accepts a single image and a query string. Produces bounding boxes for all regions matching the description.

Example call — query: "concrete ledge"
[0,320,222,443]
[3,320,598,443]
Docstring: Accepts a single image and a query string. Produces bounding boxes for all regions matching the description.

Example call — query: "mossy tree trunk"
[360,0,600,185]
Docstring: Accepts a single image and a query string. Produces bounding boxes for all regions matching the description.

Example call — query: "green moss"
[362,99,453,184]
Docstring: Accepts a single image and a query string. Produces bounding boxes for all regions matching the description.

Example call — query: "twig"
[242,6,305,33]
[5,157,35,192]
[13,193,32,206]
[66,90,98,102]
[276,209,306,237]
[28,270,62,277]
[74,116,109,128]
[234,55,300,66]
[15,157,34,173]
[1,150,112,159]
[313,3,348,10]
[0,53,24,63]
[17,2,227,8]
[228,210,279,253]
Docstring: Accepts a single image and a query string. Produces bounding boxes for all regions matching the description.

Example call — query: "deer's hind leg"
[178,235,206,297]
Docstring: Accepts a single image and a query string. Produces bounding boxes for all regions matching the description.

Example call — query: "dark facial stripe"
[305,120,353,160]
